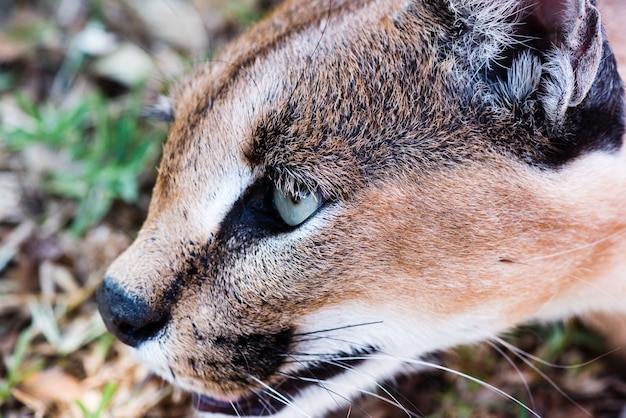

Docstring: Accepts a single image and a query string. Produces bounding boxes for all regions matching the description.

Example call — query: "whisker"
[286,333,538,416]
[487,340,535,410]
[494,337,604,417]
[229,400,243,418]
[280,354,346,413]
[292,321,383,337]
[280,348,421,418]
[278,371,377,418]
[285,371,418,418]
[248,375,313,418]
[281,351,346,358]
[257,392,279,416]
[236,345,253,376]
[292,335,379,352]
[323,360,420,418]
[331,354,542,418]
[495,336,620,369]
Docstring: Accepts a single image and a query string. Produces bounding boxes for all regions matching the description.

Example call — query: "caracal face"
[97,0,626,416]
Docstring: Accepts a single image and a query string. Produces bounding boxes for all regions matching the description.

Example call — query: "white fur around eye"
[273,187,322,226]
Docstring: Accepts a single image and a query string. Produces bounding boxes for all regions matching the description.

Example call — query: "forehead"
[171,0,437,129]
[159,0,478,197]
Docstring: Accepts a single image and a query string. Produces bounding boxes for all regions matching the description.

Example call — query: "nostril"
[115,315,168,346]
[96,277,169,347]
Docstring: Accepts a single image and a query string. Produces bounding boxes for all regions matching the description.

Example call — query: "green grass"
[1,86,166,235]
[28,300,107,355]
[0,328,44,404]
[75,382,118,418]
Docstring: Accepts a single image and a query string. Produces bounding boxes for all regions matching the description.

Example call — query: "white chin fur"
[193,301,506,417]
[132,300,507,417]
[196,357,412,418]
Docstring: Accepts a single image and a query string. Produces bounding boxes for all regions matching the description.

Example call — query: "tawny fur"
[98,0,626,416]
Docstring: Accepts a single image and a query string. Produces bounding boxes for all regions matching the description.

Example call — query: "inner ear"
[520,0,574,49]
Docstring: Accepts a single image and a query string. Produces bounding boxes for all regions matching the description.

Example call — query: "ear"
[511,0,625,153]
[450,0,603,112]
[527,0,604,126]
[451,0,623,164]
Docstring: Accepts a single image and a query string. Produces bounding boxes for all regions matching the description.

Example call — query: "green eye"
[272,187,323,227]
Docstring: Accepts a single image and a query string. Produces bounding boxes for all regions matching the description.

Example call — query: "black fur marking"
[216,178,295,241]
[212,330,292,380]
[193,346,375,416]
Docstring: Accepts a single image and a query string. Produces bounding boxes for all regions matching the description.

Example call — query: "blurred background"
[0,1,625,417]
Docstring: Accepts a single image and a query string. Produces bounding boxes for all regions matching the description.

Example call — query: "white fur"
[193,147,626,417]
[197,301,509,418]
[447,0,522,72]
[530,150,626,320]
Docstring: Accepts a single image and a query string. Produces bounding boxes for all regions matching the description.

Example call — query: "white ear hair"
[142,95,174,122]
[448,0,605,131]
[447,0,522,71]
[540,0,603,129]
[495,51,543,108]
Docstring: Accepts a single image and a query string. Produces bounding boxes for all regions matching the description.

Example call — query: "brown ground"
[1,1,625,417]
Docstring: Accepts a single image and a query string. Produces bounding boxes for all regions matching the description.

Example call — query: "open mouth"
[192,353,371,416]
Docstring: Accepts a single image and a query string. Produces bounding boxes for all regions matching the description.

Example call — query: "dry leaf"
[19,367,84,404]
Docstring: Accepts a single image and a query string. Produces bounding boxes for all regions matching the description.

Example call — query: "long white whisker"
[487,340,535,410]
[248,375,314,418]
[257,392,279,416]
[493,338,596,417]
[280,371,377,418]
[322,360,418,418]
[229,400,243,418]
[282,348,417,417]
[281,354,347,413]
[495,336,619,369]
[285,368,418,418]
[332,355,542,418]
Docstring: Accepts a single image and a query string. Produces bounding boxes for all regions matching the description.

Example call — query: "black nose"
[96,277,168,347]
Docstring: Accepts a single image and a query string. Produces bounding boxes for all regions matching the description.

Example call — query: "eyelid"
[292,189,320,202]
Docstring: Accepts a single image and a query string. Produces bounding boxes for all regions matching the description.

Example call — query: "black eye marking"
[214,177,329,247]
